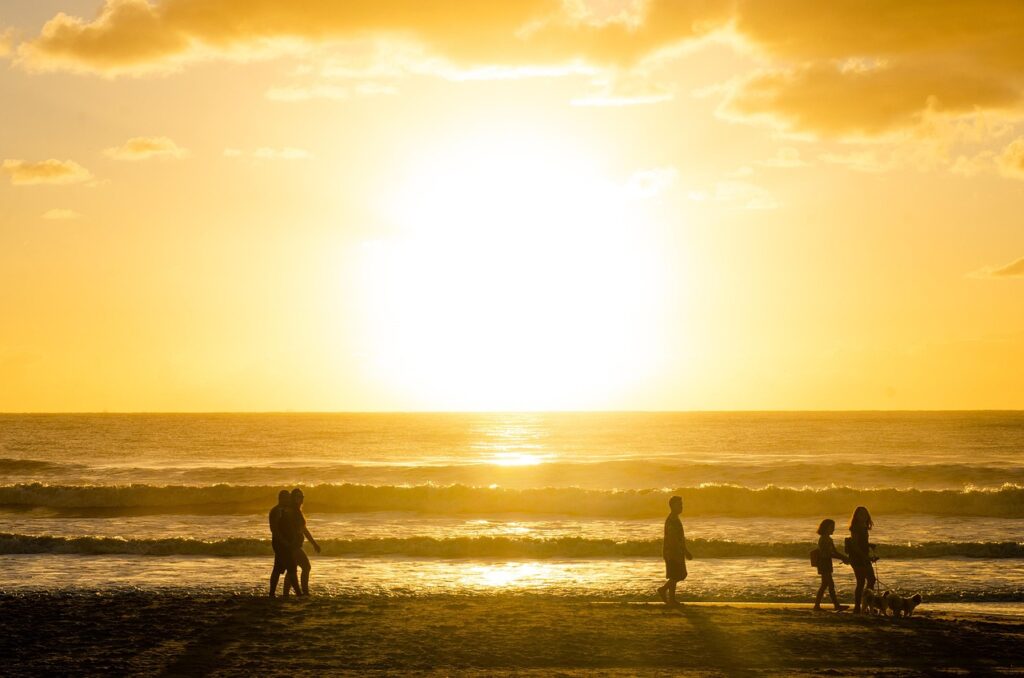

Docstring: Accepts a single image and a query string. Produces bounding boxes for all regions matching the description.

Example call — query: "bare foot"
[657,587,668,604]
[834,605,850,612]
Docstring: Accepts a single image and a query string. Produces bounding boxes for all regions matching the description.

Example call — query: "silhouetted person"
[288,488,321,595]
[269,489,299,597]
[847,505,877,613]
[656,495,692,606]
[813,518,849,611]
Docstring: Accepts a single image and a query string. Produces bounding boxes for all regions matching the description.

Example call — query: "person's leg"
[283,554,299,596]
[666,579,679,605]
[270,549,286,597]
[270,565,282,597]
[814,576,827,609]
[295,549,312,595]
[827,576,840,608]
[853,569,866,613]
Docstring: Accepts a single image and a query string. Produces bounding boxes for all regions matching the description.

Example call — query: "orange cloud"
[2,159,93,186]
[14,0,1024,139]
[724,62,1020,137]
[104,136,189,160]
[41,208,83,220]
[16,0,727,76]
[971,256,1024,279]
[997,137,1024,180]
[0,28,14,58]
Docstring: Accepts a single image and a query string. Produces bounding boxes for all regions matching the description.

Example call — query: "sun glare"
[355,127,667,410]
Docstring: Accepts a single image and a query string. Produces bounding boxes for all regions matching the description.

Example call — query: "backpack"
[809,548,820,568]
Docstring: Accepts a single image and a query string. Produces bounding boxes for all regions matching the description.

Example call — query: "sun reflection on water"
[465,562,552,588]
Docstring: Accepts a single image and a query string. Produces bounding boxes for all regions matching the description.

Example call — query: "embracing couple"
[268,488,321,597]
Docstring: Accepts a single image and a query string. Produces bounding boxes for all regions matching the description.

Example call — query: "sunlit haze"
[2,1,1023,411]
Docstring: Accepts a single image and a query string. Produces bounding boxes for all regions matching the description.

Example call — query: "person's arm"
[302,526,321,554]
[830,543,849,564]
[682,525,692,560]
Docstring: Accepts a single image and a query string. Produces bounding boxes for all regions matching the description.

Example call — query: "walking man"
[657,495,692,606]
[269,489,299,597]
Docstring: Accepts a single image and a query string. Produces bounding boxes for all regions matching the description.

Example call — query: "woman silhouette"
[847,506,877,613]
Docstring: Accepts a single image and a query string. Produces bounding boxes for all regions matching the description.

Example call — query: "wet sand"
[2,593,1021,676]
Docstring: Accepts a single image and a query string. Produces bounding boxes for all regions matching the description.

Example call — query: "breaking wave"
[1,533,1021,558]
[1,483,1023,518]
[4,459,1024,490]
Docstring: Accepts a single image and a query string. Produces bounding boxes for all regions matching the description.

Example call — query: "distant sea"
[1,412,1021,606]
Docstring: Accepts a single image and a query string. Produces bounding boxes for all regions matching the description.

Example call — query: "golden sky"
[2,0,1023,411]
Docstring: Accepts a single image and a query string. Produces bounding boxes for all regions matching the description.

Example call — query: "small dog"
[862,588,889,615]
[885,592,923,618]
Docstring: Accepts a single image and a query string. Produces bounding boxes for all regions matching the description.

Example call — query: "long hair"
[849,506,873,531]
[817,518,835,536]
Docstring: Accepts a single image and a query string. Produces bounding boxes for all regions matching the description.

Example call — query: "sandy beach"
[2,592,1021,676]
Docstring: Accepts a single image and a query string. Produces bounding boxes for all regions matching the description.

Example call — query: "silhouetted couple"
[813,505,876,612]
[657,495,693,606]
[269,488,321,597]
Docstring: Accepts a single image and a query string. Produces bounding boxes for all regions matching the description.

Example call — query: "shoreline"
[2,592,1022,675]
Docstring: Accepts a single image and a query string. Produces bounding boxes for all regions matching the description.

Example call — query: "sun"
[354,126,667,410]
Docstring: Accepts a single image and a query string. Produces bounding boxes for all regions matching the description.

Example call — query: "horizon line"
[2,409,1023,415]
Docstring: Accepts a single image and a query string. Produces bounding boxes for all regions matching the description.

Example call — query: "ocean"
[1,412,1021,608]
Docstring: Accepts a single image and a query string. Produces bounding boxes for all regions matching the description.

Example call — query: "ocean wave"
[1,483,1023,518]
[5,459,1024,490]
[1,533,1021,558]
[0,458,78,474]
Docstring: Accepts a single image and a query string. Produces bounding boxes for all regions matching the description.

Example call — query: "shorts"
[817,560,834,576]
[273,543,295,572]
[665,558,687,581]
[852,561,875,585]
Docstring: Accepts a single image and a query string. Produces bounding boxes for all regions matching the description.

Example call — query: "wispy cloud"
[0,27,14,58]
[2,159,93,186]
[971,256,1024,279]
[104,136,188,160]
[687,180,779,210]
[266,82,398,102]
[624,167,678,199]
[819,150,896,174]
[997,137,1024,180]
[758,147,809,168]
[41,208,83,220]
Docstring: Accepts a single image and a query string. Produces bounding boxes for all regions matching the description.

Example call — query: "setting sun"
[353,127,667,410]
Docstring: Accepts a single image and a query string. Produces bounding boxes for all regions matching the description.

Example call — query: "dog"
[862,588,889,615]
[885,592,923,618]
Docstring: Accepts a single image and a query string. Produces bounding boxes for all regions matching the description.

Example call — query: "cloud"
[971,256,1024,279]
[727,1,1024,137]
[15,0,1024,142]
[0,28,14,58]
[41,208,83,220]
[757,147,808,168]
[624,167,677,199]
[819,150,897,174]
[226,147,312,160]
[104,136,188,160]
[571,72,673,107]
[2,159,93,186]
[266,82,398,102]
[15,0,728,76]
[687,180,779,210]
[997,137,1024,180]
[723,61,1020,138]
